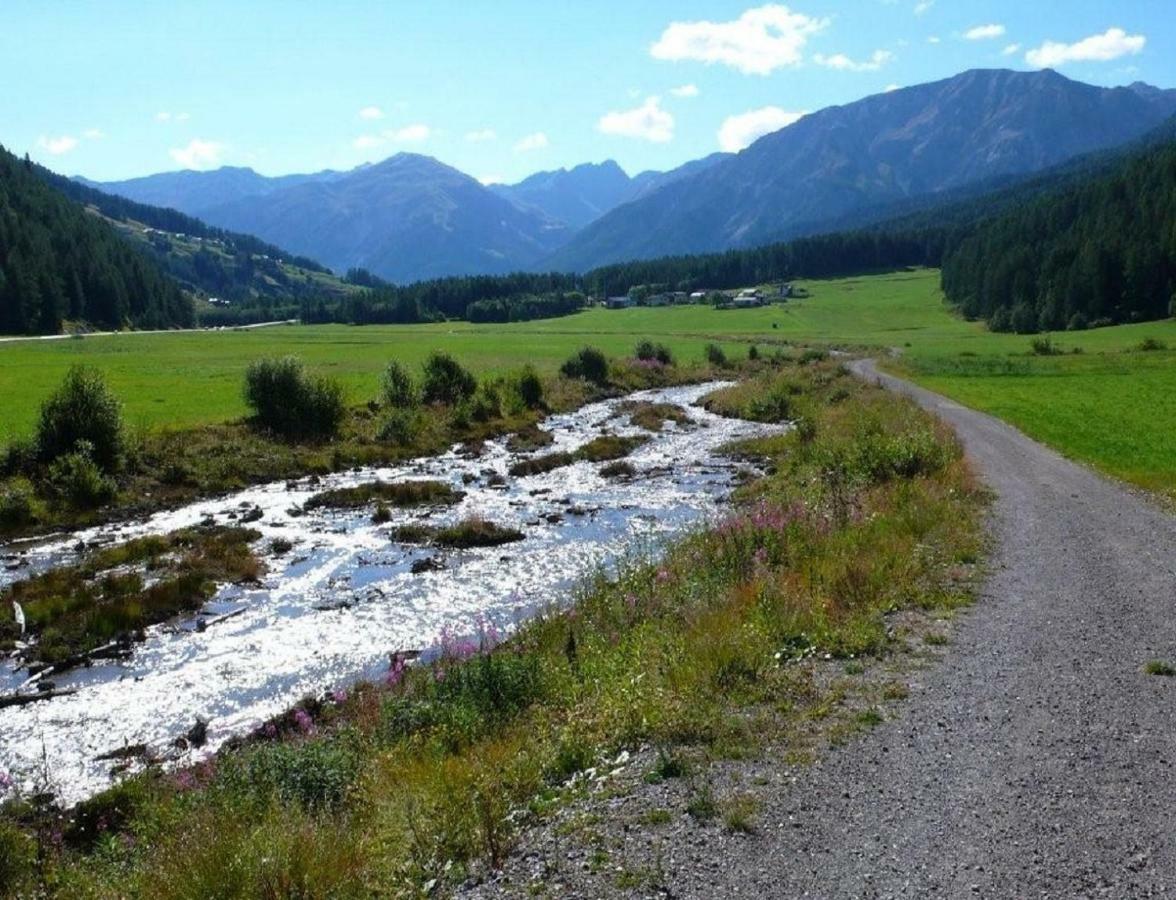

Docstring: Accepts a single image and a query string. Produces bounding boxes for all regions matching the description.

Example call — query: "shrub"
[46,441,117,508]
[635,340,673,365]
[36,365,125,472]
[237,735,362,810]
[0,821,34,895]
[377,408,421,444]
[421,352,477,405]
[1029,336,1060,356]
[469,382,501,422]
[1138,337,1167,352]
[0,478,39,529]
[705,343,728,367]
[560,347,609,385]
[748,344,760,361]
[381,360,418,408]
[514,365,544,409]
[244,357,346,440]
[1066,312,1089,331]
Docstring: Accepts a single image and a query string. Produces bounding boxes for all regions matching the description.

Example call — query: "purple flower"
[293,708,315,735]
[625,592,638,609]
[173,770,197,792]
[655,568,671,583]
[753,547,769,566]
[386,655,407,688]
[331,688,349,705]
[0,770,14,792]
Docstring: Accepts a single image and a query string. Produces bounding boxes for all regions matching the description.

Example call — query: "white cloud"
[358,105,385,120]
[670,83,700,98]
[155,111,190,123]
[514,132,549,153]
[465,128,497,142]
[914,0,934,15]
[478,174,505,185]
[353,124,430,151]
[82,128,105,140]
[37,135,78,155]
[718,106,805,152]
[598,96,675,143]
[885,83,901,92]
[814,49,894,71]
[927,35,941,44]
[650,4,830,76]
[1026,28,1146,68]
[169,139,224,170]
[1002,43,1021,56]
[965,24,1006,41]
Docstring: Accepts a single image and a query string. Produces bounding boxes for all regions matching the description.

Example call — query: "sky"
[3,1,1173,184]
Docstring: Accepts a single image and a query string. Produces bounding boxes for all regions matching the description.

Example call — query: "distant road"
[0,319,298,345]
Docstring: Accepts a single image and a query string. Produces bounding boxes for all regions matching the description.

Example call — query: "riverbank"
[0,356,986,897]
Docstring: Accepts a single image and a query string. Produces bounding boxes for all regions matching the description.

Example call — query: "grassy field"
[2,267,1174,496]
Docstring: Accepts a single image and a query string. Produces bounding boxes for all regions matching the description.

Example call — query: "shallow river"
[0,382,778,804]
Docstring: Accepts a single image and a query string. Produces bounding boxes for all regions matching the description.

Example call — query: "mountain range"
[83,68,1176,282]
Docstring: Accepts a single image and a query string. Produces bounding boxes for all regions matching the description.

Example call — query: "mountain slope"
[195,154,570,283]
[0,146,191,334]
[490,160,634,230]
[548,69,1176,271]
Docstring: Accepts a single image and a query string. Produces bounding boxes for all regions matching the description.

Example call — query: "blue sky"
[4,1,1172,184]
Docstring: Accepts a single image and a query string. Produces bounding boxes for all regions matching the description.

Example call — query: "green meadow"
[1,267,1174,497]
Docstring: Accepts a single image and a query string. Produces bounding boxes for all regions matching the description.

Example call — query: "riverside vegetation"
[0,355,986,897]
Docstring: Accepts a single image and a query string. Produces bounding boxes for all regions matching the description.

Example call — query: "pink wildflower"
[293,708,315,735]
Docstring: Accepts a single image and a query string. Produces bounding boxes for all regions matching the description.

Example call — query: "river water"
[0,382,779,805]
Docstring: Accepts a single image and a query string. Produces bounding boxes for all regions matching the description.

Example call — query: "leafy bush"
[36,365,125,472]
[1029,336,1060,356]
[1138,337,1167,352]
[705,343,728,367]
[469,382,501,422]
[377,408,421,444]
[560,347,609,385]
[0,478,39,529]
[236,735,362,810]
[748,344,760,361]
[46,441,117,508]
[514,365,544,410]
[635,340,674,365]
[381,360,418,408]
[421,352,477,405]
[0,821,34,895]
[244,357,346,440]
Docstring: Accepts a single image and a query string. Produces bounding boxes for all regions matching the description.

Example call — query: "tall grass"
[0,359,985,897]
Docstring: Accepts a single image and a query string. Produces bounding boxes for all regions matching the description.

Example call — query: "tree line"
[0,146,192,334]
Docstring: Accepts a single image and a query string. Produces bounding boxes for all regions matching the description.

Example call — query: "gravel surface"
[464,360,1176,899]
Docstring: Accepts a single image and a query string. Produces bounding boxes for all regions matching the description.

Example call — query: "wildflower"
[293,708,314,735]
[624,592,638,610]
[753,547,769,566]
[331,688,349,705]
[435,667,447,683]
[0,770,14,792]
[655,568,671,583]
[386,655,407,688]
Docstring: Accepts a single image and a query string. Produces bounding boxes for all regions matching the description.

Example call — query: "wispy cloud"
[464,129,497,142]
[718,106,805,152]
[1026,28,1146,67]
[169,139,224,170]
[82,128,105,140]
[353,124,431,151]
[514,132,549,153]
[651,4,830,75]
[914,0,934,15]
[1002,43,1021,56]
[358,106,385,120]
[37,135,79,155]
[598,96,675,143]
[478,174,505,185]
[965,24,1006,41]
[670,83,700,98]
[813,49,894,71]
[927,35,941,44]
[884,83,901,92]
[155,111,190,123]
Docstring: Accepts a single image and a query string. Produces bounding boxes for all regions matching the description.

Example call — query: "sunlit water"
[0,383,779,805]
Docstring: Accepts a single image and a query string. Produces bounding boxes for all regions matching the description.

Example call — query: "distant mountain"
[490,160,633,230]
[491,154,732,230]
[191,154,571,283]
[83,166,344,219]
[547,69,1176,271]
[0,146,191,334]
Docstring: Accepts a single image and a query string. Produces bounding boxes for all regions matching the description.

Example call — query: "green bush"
[36,365,125,472]
[1029,336,1060,356]
[0,478,39,529]
[243,356,346,440]
[377,408,421,444]
[1138,337,1167,352]
[235,735,362,811]
[560,347,609,385]
[421,352,477,405]
[748,344,760,361]
[469,382,502,422]
[46,441,117,508]
[514,365,544,409]
[705,343,728,367]
[381,360,418,408]
[635,340,674,365]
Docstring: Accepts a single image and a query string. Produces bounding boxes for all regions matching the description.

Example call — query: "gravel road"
[469,360,1176,899]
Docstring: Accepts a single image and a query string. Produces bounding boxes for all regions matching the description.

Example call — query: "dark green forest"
[941,141,1176,332]
[0,146,192,333]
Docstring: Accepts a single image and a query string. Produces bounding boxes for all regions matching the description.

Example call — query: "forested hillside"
[0,146,192,334]
[941,140,1176,332]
